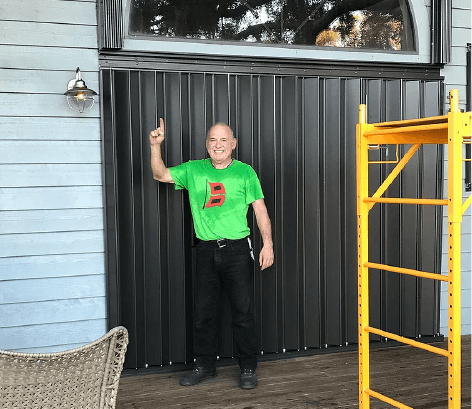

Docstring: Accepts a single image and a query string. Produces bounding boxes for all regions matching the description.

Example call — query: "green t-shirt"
[168,159,264,241]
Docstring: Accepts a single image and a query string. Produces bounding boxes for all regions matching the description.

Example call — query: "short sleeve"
[245,167,264,204]
[168,162,189,190]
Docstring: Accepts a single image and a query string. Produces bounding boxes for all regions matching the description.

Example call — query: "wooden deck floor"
[116,337,470,409]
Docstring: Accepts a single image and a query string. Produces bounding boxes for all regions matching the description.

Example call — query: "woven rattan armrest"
[0,326,128,409]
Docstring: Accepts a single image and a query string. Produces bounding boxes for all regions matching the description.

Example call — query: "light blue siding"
[0,320,107,352]
[0,231,104,258]
[0,298,106,328]
[0,117,101,140]
[0,164,102,187]
[0,69,99,94]
[0,253,105,281]
[0,209,104,234]
[0,186,103,211]
[0,0,97,25]
[0,275,105,305]
[0,0,106,353]
[0,20,98,48]
[451,8,471,28]
[0,141,102,163]
[0,94,100,117]
[0,45,99,70]
[453,0,470,8]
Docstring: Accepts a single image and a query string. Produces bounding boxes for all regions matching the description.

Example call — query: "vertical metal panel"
[302,77,321,349]
[102,67,444,370]
[383,80,402,336]
[366,79,383,342]
[420,82,443,336]
[281,76,300,351]
[139,70,163,367]
[323,78,343,346]
[401,81,421,337]
[343,78,362,345]
[258,76,278,354]
[98,0,124,50]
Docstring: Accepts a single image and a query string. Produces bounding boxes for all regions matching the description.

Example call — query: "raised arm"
[252,198,274,270]
[150,118,174,183]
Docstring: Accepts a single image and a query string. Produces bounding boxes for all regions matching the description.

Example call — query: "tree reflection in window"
[129,0,414,51]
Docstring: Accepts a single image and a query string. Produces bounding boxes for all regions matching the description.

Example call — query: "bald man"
[150,120,273,389]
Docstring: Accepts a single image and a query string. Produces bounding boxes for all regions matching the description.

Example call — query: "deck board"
[116,337,470,408]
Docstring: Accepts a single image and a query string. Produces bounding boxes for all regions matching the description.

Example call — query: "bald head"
[206,123,234,140]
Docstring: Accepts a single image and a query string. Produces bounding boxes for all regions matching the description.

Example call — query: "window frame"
[98,0,447,65]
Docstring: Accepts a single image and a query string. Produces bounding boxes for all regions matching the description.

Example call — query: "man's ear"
[232,138,237,150]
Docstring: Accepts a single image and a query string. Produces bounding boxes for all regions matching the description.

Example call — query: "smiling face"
[206,124,237,168]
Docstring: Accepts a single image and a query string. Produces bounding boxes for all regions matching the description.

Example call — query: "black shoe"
[240,368,258,389]
[180,365,217,386]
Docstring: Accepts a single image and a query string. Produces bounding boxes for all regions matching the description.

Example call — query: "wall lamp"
[64,67,97,113]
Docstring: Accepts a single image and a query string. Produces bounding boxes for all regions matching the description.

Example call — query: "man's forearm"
[252,198,274,270]
[252,199,273,247]
[151,144,172,182]
[257,214,273,247]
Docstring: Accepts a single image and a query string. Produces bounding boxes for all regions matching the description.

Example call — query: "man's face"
[206,124,236,164]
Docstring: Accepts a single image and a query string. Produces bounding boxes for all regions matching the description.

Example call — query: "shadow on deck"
[116,336,470,408]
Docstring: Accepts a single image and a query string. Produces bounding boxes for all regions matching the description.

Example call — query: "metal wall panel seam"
[318,78,325,347]
[126,68,139,367]
[416,82,425,336]
[110,68,120,331]
[163,71,173,365]
[379,79,387,334]
[341,77,347,343]
[398,78,405,335]
[276,75,284,353]
[301,78,307,350]
[316,77,322,348]
[153,69,164,363]
[137,71,149,365]
[179,71,187,363]
[272,74,279,352]
[295,75,301,350]
[337,77,344,346]
[256,75,263,353]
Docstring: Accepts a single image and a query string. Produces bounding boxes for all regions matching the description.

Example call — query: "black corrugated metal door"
[101,65,444,370]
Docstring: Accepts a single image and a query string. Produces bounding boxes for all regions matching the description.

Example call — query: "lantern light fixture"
[64,67,97,113]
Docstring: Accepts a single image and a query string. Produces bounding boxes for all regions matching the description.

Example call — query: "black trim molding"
[466,43,471,192]
[98,0,124,50]
[431,0,452,65]
[99,50,443,80]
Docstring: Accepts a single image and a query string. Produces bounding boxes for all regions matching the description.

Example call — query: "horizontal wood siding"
[0,0,106,352]
[439,0,471,336]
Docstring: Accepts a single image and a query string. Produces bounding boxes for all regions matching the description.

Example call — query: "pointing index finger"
[159,117,164,131]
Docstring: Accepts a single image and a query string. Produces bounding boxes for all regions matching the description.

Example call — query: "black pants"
[193,237,258,370]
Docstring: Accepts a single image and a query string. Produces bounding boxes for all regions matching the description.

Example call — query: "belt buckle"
[216,239,226,248]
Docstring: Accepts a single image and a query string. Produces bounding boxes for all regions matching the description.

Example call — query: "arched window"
[129,0,415,51]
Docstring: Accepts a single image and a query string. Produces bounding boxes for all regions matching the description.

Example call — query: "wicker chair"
[0,326,128,409]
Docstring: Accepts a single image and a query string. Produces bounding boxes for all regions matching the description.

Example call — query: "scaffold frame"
[356,89,471,409]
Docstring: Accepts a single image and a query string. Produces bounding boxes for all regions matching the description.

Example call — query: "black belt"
[200,237,248,249]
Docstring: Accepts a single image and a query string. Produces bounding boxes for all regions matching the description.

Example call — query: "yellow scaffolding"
[356,89,471,409]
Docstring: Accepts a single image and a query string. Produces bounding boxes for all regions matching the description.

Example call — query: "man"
[150,118,274,389]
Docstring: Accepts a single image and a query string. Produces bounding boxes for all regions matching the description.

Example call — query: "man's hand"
[259,244,274,270]
[150,118,165,145]
[149,118,174,183]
